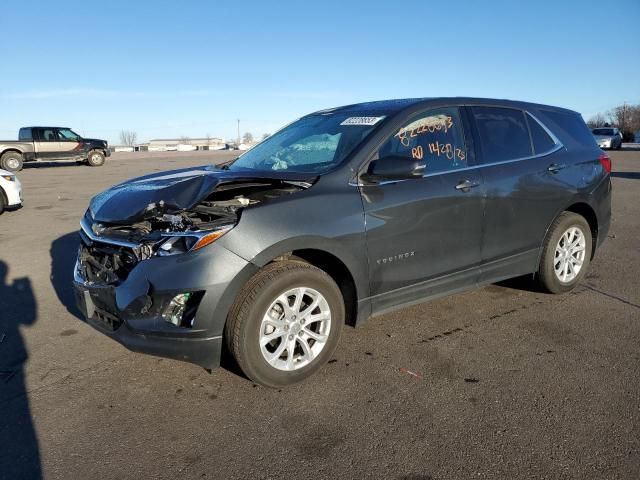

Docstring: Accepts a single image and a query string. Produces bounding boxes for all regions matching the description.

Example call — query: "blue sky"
[1,0,638,144]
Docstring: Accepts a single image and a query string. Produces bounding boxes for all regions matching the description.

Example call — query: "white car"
[0,168,23,214]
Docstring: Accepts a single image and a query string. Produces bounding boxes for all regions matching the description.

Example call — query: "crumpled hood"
[89,164,315,224]
[593,135,614,141]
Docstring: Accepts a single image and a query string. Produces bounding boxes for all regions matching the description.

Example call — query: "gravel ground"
[0,149,638,480]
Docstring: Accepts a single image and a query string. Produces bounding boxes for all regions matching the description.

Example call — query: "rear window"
[526,113,556,154]
[592,128,615,136]
[18,128,32,141]
[472,107,532,162]
[538,110,597,149]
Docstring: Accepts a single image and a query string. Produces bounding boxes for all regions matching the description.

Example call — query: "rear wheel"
[1,151,24,172]
[0,189,5,214]
[87,150,105,167]
[225,260,344,387]
[537,212,592,293]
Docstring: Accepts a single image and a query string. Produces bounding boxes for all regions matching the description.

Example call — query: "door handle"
[547,163,567,173]
[455,180,480,192]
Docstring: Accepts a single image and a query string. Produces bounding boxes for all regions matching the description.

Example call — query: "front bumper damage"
[73,167,313,368]
[73,227,257,369]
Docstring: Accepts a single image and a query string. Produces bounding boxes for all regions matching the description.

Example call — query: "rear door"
[467,106,570,282]
[33,128,62,160]
[360,106,484,312]
[56,128,83,160]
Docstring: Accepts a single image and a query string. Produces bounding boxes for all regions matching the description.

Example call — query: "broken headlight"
[156,225,233,257]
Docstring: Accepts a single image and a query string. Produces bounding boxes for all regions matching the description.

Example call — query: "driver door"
[55,128,83,160]
[359,106,484,313]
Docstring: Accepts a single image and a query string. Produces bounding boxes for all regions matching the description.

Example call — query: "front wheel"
[225,260,344,388]
[87,150,105,167]
[537,212,592,293]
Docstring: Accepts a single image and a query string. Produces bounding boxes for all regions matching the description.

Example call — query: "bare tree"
[262,133,270,140]
[587,113,608,128]
[242,132,254,143]
[179,136,191,145]
[205,133,212,146]
[609,103,640,141]
[119,130,138,146]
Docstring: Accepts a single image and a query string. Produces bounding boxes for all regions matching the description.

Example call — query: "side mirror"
[365,155,424,181]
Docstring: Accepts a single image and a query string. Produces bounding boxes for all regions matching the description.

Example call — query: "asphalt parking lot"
[1,149,639,480]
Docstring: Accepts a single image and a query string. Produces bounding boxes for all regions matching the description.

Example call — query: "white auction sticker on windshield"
[340,116,384,126]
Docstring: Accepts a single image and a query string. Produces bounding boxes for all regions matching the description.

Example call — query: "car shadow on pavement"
[611,171,640,180]
[0,261,42,479]
[494,273,546,293]
[50,232,83,320]
[24,161,85,170]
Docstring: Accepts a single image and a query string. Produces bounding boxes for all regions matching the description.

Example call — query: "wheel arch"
[235,238,366,328]
[286,249,358,327]
[87,147,107,156]
[1,148,24,156]
[565,202,598,259]
[0,185,7,207]
[540,202,599,264]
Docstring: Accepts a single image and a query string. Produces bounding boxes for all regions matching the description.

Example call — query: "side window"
[37,128,58,142]
[540,110,598,149]
[377,107,467,174]
[57,128,80,142]
[526,113,556,154]
[472,107,532,162]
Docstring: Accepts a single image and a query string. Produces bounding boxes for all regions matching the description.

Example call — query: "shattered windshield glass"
[226,113,385,173]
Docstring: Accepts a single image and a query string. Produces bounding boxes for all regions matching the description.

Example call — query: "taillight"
[599,152,611,173]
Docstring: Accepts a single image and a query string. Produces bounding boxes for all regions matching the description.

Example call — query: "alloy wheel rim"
[91,154,101,162]
[554,226,586,283]
[7,158,19,170]
[259,287,331,371]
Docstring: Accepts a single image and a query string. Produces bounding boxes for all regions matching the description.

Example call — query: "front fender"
[218,186,370,301]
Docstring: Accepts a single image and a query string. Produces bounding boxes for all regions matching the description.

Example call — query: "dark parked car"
[73,98,612,387]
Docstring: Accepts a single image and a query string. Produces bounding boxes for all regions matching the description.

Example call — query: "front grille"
[78,244,139,284]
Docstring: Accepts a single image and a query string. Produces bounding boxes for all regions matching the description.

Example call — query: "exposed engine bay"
[78,180,309,285]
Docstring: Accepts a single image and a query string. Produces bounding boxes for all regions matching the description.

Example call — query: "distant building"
[148,137,226,151]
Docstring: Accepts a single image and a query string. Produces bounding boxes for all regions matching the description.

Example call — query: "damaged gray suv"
[74,98,612,387]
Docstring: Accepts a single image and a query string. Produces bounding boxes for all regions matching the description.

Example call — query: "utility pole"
[237,119,240,145]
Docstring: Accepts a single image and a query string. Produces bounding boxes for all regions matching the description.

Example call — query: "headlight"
[156,225,233,256]
[1,174,15,182]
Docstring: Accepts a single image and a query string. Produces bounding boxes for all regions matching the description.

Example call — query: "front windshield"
[592,128,614,136]
[227,113,385,173]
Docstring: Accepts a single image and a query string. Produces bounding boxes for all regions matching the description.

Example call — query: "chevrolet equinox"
[74,98,612,387]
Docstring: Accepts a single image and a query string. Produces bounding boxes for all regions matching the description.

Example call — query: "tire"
[0,151,24,172]
[0,189,5,215]
[87,150,105,167]
[537,212,592,294]
[225,260,344,388]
